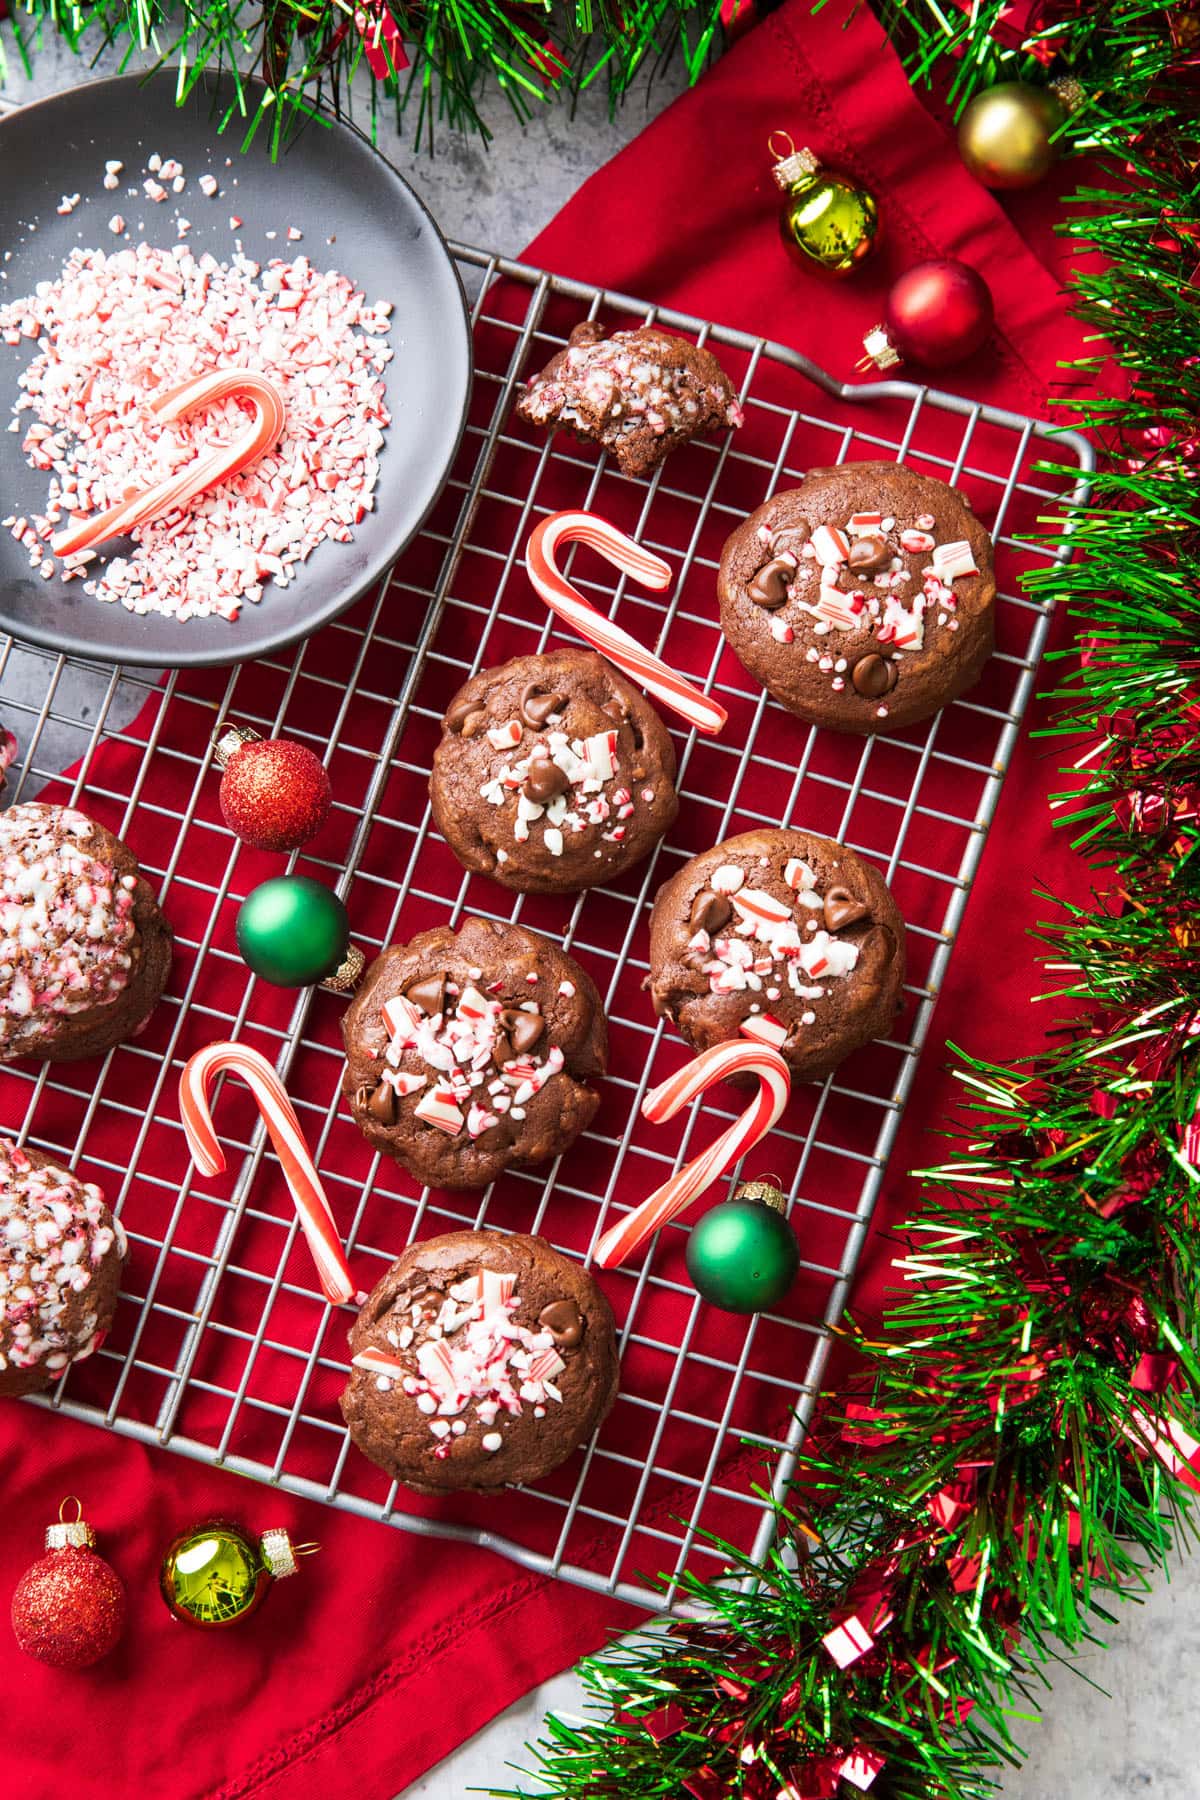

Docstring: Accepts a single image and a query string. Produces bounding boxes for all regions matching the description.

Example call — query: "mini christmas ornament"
[235,875,362,989]
[160,1521,318,1627]
[213,722,332,853]
[684,1178,800,1312]
[957,81,1066,189]
[11,1497,125,1669]
[770,132,880,277]
[860,259,995,372]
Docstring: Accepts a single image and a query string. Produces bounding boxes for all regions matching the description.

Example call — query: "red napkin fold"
[4,5,1097,1796]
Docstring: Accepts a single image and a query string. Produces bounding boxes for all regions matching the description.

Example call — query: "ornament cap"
[771,147,820,191]
[46,1496,95,1550]
[321,942,366,994]
[1049,74,1085,114]
[859,324,902,372]
[733,1176,788,1214]
[212,722,262,769]
[259,1528,299,1580]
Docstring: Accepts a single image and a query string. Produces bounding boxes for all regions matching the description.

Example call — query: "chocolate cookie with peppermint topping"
[516,321,743,479]
[0,802,172,1062]
[0,1138,126,1397]
[340,916,607,1190]
[430,650,679,894]
[647,828,905,1082]
[340,1229,619,1493]
[718,463,995,733]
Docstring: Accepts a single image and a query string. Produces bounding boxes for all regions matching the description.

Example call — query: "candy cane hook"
[525,510,728,736]
[54,370,287,556]
[179,1041,356,1306]
[594,1041,791,1268]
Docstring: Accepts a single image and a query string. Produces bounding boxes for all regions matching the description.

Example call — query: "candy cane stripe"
[179,1041,355,1305]
[526,511,728,736]
[54,370,286,556]
[594,1041,790,1268]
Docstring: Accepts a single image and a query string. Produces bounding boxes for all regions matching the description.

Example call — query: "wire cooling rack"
[0,244,1092,1614]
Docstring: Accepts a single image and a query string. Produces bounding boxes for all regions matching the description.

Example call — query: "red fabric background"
[3,4,1101,1795]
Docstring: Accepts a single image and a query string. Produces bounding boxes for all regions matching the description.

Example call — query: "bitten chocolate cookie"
[516,321,743,478]
[0,1138,126,1397]
[647,828,905,1082]
[718,463,996,733]
[0,802,172,1062]
[340,1229,619,1494]
[341,916,607,1190]
[430,650,679,894]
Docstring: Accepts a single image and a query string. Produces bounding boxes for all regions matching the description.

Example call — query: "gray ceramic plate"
[0,72,471,667]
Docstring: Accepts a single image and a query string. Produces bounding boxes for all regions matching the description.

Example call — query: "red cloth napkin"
[3,5,1098,1795]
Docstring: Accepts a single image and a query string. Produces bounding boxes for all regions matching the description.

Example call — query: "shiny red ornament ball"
[12,1546,126,1669]
[885,259,994,369]
[219,738,332,853]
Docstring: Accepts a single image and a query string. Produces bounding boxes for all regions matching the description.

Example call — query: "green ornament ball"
[235,876,350,987]
[160,1521,306,1628]
[685,1193,800,1313]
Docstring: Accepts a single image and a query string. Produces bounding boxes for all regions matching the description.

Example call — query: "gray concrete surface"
[2,30,1194,1800]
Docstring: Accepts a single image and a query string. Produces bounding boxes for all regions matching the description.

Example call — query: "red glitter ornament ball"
[219,735,332,853]
[861,259,994,372]
[12,1544,126,1670]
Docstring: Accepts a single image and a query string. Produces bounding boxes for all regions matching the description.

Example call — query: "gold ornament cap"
[770,134,820,192]
[1049,74,1085,114]
[46,1496,95,1550]
[211,722,262,769]
[320,943,365,994]
[859,324,902,372]
[259,1528,299,1580]
[734,1176,788,1214]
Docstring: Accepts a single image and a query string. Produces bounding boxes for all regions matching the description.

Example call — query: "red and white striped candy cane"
[525,510,728,736]
[179,1041,356,1306]
[594,1040,791,1268]
[54,370,286,556]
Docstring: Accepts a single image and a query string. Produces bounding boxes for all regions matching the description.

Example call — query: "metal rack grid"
[0,244,1093,1615]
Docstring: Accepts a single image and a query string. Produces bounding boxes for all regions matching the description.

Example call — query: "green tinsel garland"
[493,5,1200,1797]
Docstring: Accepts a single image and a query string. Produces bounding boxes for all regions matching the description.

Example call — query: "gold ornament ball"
[773,146,880,278]
[957,82,1066,190]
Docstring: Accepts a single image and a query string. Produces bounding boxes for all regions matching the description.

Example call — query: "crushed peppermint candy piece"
[740,1012,789,1048]
[811,524,850,565]
[413,1086,465,1136]
[709,863,746,895]
[931,540,980,582]
[487,718,523,751]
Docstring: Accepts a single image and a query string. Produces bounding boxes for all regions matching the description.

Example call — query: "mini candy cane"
[179,1041,356,1306]
[594,1041,791,1268]
[525,510,727,735]
[53,370,286,556]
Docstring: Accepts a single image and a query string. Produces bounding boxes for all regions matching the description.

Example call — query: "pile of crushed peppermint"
[371,1268,568,1462]
[0,804,138,1050]
[380,977,566,1144]
[0,158,393,622]
[0,1138,125,1378]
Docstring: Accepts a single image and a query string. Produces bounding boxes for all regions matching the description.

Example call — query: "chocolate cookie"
[647,828,905,1082]
[0,802,172,1062]
[516,321,743,478]
[0,1138,126,1397]
[718,463,996,733]
[341,916,607,1190]
[340,1229,619,1494]
[430,650,679,894]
